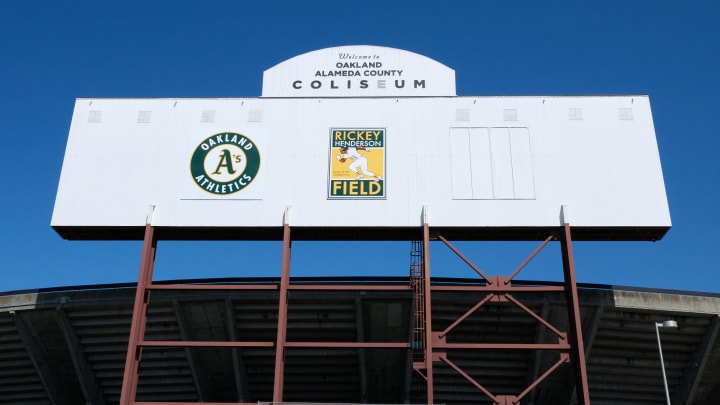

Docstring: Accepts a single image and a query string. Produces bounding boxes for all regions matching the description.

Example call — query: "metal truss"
[119,218,590,404]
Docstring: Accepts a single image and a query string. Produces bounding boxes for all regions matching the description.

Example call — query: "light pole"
[655,320,677,405]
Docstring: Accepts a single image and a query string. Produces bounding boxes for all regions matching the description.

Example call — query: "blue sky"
[1,1,718,293]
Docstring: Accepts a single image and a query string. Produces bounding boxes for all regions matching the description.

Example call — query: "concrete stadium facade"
[1,277,719,404]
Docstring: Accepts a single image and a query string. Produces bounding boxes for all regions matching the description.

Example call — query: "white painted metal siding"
[52,96,671,233]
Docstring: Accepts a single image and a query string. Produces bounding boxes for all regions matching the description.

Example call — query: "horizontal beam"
[284,342,410,348]
[133,402,258,405]
[140,340,274,348]
[138,340,412,349]
[435,343,571,350]
[288,284,411,291]
[147,284,410,291]
[148,284,277,291]
[432,285,566,292]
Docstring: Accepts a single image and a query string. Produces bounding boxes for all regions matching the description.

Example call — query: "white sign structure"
[262,45,455,98]
[52,46,671,241]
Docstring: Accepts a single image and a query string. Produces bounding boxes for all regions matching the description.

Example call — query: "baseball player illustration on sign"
[336,146,382,181]
[328,128,385,199]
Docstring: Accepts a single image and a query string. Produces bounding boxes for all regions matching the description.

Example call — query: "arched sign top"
[262,45,456,98]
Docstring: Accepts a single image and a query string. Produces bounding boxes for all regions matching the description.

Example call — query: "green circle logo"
[190,132,261,195]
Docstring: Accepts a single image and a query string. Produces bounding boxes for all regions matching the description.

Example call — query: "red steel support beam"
[139,341,274,348]
[504,294,567,340]
[284,342,410,348]
[431,231,585,404]
[515,353,570,404]
[506,235,554,283]
[437,293,494,338]
[560,222,591,405]
[120,224,157,405]
[288,284,411,291]
[423,222,434,404]
[272,223,291,403]
[434,342,571,351]
[438,354,499,403]
[432,285,566,293]
[437,235,491,283]
[133,403,258,405]
[149,284,410,292]
[149,284,278,291]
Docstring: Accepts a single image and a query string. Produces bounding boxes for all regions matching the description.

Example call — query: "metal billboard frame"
[119,207,590,405]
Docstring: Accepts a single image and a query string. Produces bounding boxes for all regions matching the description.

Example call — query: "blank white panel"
[489,128,514,199]
[509,128,535,199]
[469,127,493,199]
[449,128,472,199]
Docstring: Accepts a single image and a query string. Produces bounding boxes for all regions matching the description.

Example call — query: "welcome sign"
[262,45,456,98]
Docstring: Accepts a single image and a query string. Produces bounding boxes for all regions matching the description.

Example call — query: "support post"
[422,212,434,404]
[273,214,292,403]
[560,217,591,405]
[120,223,157,405]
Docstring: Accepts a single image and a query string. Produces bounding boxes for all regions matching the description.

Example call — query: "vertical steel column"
[120,224,157,404]
[560,222,591,405]
[423,222,434,404]
[273,223,292,403]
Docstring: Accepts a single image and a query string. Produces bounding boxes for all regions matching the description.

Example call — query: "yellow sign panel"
[328,129,385,199]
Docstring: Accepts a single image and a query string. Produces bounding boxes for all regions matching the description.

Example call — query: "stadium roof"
[1,278,718,405]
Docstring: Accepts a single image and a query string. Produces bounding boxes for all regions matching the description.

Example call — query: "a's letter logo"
[190,132,261,195]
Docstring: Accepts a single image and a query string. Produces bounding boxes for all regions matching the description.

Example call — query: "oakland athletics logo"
[190,132,261,195]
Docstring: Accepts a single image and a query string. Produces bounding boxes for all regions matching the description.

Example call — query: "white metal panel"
[469,127,493,199]
[449,128,472,199]
[490,128,514,199]
[510,127,535,199]
[51,95,671,237]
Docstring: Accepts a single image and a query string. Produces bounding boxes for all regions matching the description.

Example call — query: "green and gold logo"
[190,132,260,195]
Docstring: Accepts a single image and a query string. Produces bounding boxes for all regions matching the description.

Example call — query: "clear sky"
[1,1,718,293]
